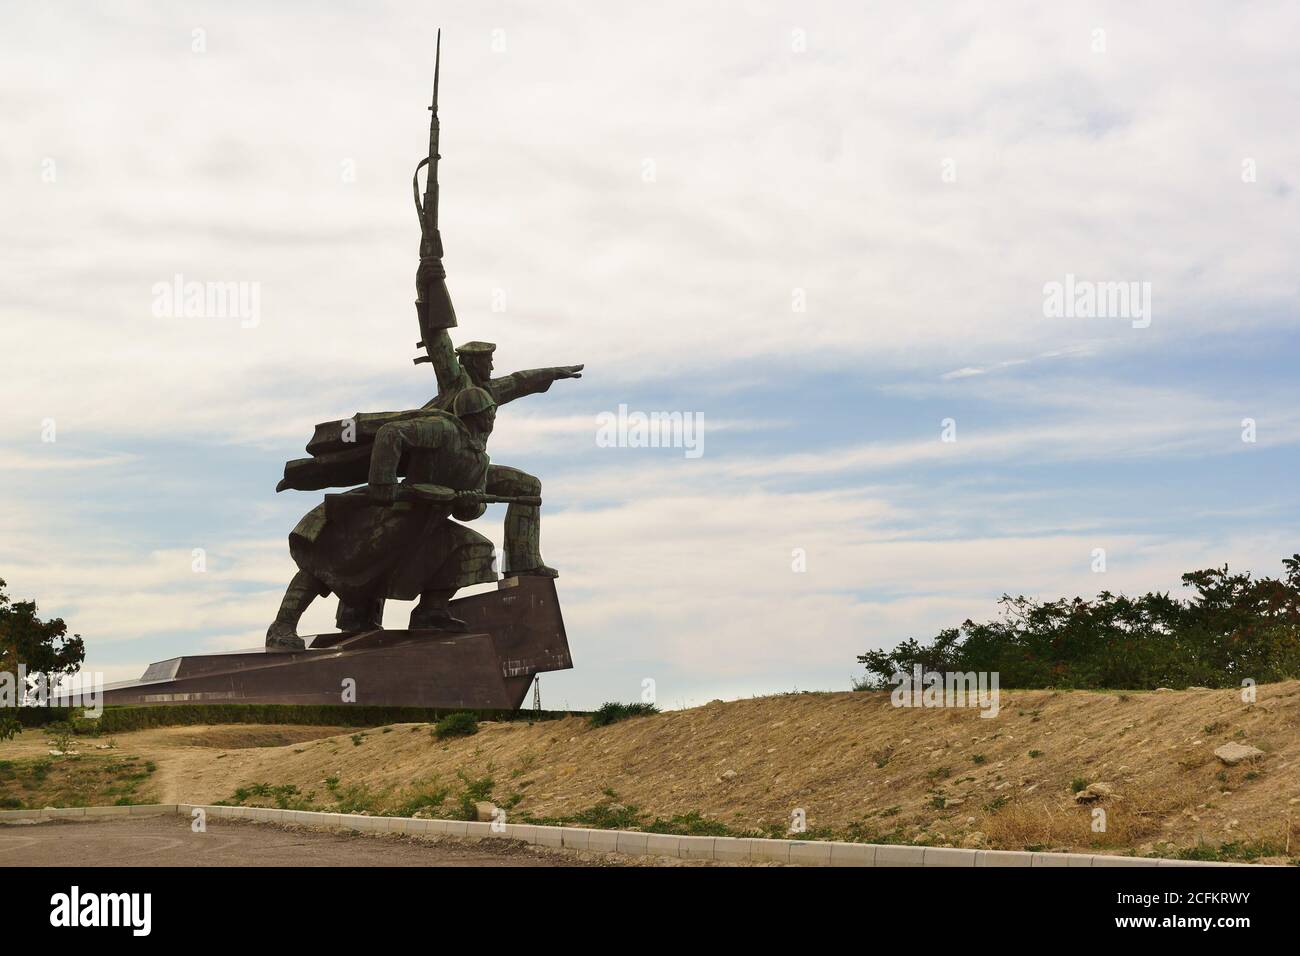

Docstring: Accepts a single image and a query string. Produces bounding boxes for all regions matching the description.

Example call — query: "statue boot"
[265,570,324,650]
[409,589,468,632]
[336,596,385,634]
[504,497,558,579]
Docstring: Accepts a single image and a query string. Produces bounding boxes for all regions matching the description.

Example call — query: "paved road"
[0,816,591,867]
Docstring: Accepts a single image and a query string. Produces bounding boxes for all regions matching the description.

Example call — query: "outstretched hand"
[557,364,584,380]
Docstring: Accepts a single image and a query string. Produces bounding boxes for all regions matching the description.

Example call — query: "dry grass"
[3,683,1299,861]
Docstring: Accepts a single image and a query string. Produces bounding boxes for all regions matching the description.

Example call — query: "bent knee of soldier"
[489,466,540,496]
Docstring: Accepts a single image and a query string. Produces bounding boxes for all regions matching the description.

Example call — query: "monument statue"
[86,33,577,710]
[269,32,582,649]
[267,32,583,649]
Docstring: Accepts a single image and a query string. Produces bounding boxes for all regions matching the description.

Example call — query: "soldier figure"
[265,388,502,650]
[419,335,582,578]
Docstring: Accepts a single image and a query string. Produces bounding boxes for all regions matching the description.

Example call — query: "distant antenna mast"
[532,676,541,719]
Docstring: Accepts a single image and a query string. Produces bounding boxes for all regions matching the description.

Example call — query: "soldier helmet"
[454,341,496,356]
[452,386,497,418]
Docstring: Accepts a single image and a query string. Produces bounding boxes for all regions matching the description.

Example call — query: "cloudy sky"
[2,1,1298,709]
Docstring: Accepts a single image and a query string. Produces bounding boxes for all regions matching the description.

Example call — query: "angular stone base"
[99,576,571,710]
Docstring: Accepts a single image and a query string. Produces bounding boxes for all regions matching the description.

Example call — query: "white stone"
[1214,743,1264,765]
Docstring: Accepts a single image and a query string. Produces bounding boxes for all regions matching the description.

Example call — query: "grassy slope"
[3,686,1297,862]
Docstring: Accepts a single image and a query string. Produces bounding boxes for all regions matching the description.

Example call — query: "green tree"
[856,555,1300,691]
[0,578,86,701]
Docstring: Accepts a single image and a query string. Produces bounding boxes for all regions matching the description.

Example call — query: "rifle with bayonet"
[412,28,456,367]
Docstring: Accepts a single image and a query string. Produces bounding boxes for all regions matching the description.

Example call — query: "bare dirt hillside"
[4,683,1298,862]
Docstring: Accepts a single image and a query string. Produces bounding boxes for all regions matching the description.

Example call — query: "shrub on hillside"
[433,711,479,740]
[588,701,659,727]
[855,554,1300,690]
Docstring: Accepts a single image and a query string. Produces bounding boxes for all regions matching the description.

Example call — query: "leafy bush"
[452,769,494,820]
[588,702,659,728]
[856,554,1300,690]
[644,810,733,836]
[325,780,382,815]
[394,780,450,817]
[45,721,76,754]
[224,782,312,811]
[433,712,479,740]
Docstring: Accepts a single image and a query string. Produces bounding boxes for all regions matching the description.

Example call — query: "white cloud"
[3,3,1299,706]
[3,3,1299,442]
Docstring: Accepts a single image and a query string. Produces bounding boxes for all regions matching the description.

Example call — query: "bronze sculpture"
[266,33,582,650]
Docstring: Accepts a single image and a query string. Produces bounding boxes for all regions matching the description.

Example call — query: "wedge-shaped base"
[99,576,571,710]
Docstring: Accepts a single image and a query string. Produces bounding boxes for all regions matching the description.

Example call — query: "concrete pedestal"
[98,576,571,710]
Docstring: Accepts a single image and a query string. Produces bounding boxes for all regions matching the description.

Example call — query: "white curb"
[0,804,1251,866]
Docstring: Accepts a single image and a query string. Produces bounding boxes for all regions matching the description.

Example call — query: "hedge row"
[3,703,583,733]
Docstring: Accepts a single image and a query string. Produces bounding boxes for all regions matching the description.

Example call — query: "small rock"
[474,801,498,822]
[1155,687,1175,693]
[719,769,737,781]
[1214,743,1264,766]
[1074,782,1117,803]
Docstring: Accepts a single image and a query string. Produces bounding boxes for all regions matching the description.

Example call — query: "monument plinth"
[101,576,570,709]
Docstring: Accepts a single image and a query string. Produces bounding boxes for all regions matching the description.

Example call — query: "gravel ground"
[0,815,598,867]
